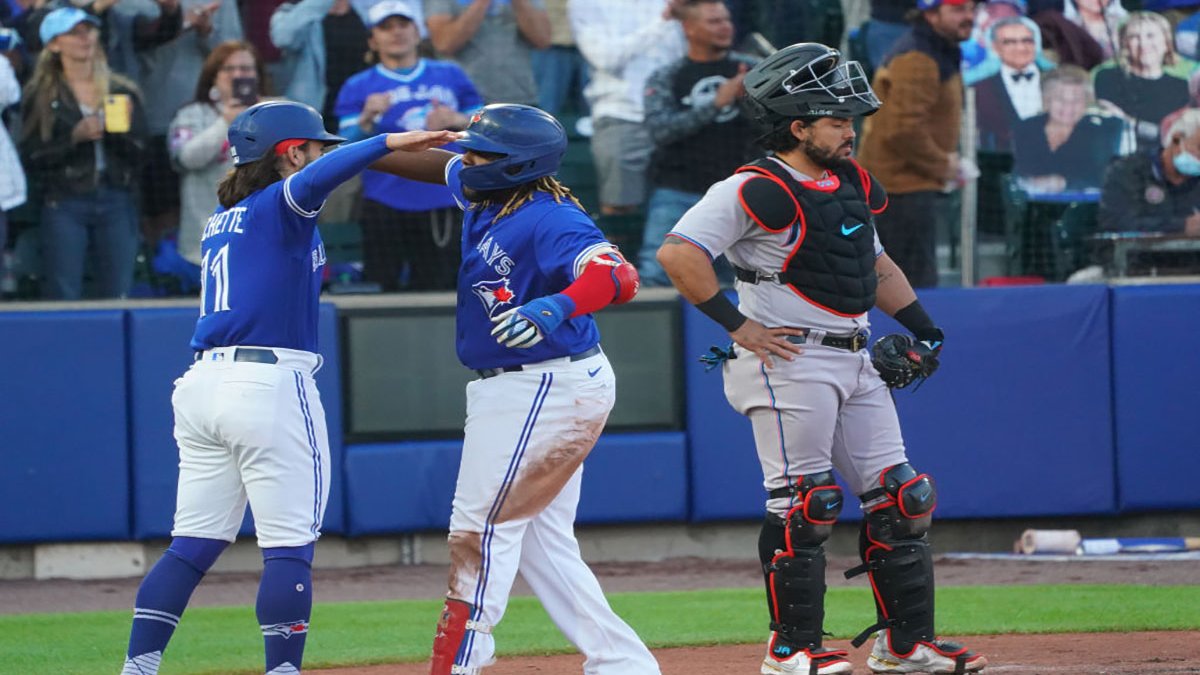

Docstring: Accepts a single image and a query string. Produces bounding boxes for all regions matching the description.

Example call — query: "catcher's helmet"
[228,100,345,166]
[456,104,568,191]
[743,42,881,132]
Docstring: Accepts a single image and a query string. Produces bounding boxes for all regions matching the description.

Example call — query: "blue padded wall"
[0,311,130,542]
[870,285,1115,517]
[343,432,688,535]
[344,440,462,535]
[684,285,1117,522]
[577,432,687,524]
[128,304,344,539]
[1111,285,1200,511]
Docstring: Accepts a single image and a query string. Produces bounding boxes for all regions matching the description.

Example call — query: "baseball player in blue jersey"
[119,100,457,675]
[371,103,653,675]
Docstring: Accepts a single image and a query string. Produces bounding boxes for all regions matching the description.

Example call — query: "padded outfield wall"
[0,284,1195,544]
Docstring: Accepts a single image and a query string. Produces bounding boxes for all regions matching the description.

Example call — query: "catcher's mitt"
[871,334,941,389]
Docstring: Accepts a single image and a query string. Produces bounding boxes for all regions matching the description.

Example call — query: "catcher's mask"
[743,42,881,133]
[457,104,568,191]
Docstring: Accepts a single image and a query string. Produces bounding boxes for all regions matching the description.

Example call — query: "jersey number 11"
[199,243,231,317]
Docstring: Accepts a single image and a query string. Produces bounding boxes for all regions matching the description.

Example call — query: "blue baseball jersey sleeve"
[334,59,484,211]
[191,135,393,353]
[447,156,611,370]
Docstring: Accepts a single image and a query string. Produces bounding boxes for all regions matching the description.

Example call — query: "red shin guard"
[429,598,473,675]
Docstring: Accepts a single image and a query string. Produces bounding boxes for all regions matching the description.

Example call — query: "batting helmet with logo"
[456,104,568,191]
[228,100,345,166]
[743,42,881,132]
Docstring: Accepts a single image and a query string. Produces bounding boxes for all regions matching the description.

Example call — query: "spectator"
[973,16,1046,152]
[961,0,1025,81]
[137,0,242,248]
[1099,107,1200,234]
[1160,66,1200,137]
[19,6,147,299]
[1063,0,1126,59]
[569,0,685,217]
[167,39,268,281]
[1029,2,1105,71]
[530,0,587,115]
[727,0,845,55]
[858,0,975,288]
[424,0,551,106]
[270,0,371,132]
[1012,64,1122,193]
[1095,11,1191,153]
[862,0,919,70]
[636,0,757,286]
[335,0,483,290]
[0,46,25,297]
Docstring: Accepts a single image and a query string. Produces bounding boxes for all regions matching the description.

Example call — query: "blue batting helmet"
[456,104,568,191]
[228,100,345,166]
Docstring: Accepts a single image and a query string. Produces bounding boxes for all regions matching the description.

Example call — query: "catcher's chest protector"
[737,159,878,316]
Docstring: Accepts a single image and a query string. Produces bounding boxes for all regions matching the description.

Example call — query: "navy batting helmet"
[456,104,567,191]
[744,42,880,132]
[228,100,345,166]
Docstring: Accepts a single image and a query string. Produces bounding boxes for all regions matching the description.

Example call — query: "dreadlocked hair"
[482,176,584,221]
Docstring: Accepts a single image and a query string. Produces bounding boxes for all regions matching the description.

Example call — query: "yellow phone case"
[104,94,131,134]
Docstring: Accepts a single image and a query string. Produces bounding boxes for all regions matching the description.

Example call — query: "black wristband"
[893,300,943,343]
[695,291,747,333]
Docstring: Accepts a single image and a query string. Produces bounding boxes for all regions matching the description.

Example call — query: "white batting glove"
[490,307,546,348]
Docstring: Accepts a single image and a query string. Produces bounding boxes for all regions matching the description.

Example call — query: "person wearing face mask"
[1098,107,1200,236]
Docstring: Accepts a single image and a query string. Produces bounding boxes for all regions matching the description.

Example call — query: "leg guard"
[845,463,937,652]
[430,598,493,675]
[759,472,847,671]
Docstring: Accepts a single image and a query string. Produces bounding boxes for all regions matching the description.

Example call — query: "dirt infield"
[309,632,1200,674]
[6,555,1200,673]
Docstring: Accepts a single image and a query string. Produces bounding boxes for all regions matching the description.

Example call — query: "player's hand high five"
[383,129,462,152]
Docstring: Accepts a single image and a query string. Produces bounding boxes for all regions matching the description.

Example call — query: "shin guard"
[430,599,493,675]
[759,472,844,659]
[845,463,937,652]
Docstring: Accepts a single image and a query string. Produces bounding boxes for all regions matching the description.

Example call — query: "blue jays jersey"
[335,60,484,211]
[447,156,611,370]
[191,135,394,353]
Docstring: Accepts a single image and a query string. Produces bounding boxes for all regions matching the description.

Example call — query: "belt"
[475,345,601,379]
[733,265,787,285]
[194,347,279,364]
[785,329,869,352]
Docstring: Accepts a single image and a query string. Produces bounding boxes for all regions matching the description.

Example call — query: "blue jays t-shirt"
[191,135,393,353]
[335,59,483,211]
[447,156,610,370]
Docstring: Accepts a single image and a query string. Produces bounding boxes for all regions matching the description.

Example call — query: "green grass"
[3,585,1197,674]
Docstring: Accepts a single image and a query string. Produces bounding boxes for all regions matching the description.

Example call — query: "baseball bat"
[1078,537,1200,555]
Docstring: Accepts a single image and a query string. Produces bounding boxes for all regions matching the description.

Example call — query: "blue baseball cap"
[39,7,100,45]
[917,0,971,9]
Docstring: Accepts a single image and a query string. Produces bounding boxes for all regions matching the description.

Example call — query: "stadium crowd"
[1,0,1199,300]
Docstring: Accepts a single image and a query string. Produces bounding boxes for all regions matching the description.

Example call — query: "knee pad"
[845,463,938,651]
[758,472,843,651]
[166,536,229,574]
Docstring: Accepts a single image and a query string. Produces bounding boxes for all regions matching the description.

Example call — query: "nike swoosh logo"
[588,366,602,377]
[841,223,865,236]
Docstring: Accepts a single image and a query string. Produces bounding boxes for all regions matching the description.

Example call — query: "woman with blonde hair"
[168,40,271,285]
[19,6,147,300]
[1094,11,1191,151]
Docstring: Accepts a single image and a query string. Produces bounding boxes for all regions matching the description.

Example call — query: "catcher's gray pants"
[722,343,908,517]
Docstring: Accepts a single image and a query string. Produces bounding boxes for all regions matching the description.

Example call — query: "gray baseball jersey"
[670,157,883,334]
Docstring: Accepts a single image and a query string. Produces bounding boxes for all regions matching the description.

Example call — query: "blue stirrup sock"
[123,537,228,674]
[258,544,315,675]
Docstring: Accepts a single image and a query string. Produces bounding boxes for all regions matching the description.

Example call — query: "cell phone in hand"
[103,94,132,134]
[232,77,258,107]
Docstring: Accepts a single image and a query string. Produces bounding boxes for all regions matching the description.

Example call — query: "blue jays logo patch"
[473,278,516,316]
[261,620,308,639]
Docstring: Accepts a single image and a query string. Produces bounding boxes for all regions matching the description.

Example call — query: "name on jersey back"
[202,207,247,242]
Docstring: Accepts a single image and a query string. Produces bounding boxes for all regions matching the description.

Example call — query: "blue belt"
[475,345,601,379]
[194,347,279,364]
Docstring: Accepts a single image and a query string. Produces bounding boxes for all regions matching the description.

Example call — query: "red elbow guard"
[562,252,640,317]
